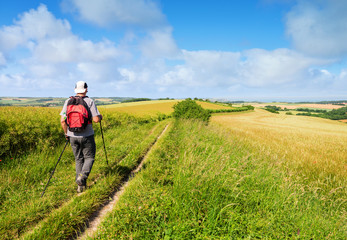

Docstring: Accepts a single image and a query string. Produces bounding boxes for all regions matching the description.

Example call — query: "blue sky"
[0,0,346,101]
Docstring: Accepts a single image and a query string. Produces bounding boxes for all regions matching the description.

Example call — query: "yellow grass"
[99,100,179,116]
[100,100,233,116]
[212,109,347,185]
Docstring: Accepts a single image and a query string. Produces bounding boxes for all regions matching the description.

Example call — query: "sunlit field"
[100,100,233,116]
[212,109,347,188]
[1,102,345,239]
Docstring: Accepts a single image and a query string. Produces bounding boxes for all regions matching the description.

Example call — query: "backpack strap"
[80,96,93,123]
[69,96,93,123]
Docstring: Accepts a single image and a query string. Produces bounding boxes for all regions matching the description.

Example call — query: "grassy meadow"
[92,111,346,239]
[0,101,346,239]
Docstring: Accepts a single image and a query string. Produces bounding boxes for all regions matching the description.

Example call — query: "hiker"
[60,81,102,193]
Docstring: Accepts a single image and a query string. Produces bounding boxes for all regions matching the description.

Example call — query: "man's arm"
[60,115,68,135]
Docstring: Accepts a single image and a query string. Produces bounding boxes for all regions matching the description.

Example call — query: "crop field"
[101,100,234,116]
[212,109,347,181]
[0,102,346,239]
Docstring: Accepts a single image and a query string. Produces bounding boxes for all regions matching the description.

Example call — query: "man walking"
[60,81,102,193]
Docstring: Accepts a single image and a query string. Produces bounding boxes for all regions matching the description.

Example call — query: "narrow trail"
[76,124,170,240]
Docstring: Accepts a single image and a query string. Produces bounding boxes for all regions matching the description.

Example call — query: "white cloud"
[0,73,28,89]
[1,1,346,99]
[64,0,166,28]
[154,48,327,89]
[140,27,179,58]
[0,4,71,52]
[32,37,121,63]
[239,48,327,86]
[0,4,129,95]
[286,0,347,58]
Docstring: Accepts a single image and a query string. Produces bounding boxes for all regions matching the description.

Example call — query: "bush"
[173,99,211,122]
[264,108,279,114]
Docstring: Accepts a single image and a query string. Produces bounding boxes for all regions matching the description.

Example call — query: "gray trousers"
[70,135,96,184]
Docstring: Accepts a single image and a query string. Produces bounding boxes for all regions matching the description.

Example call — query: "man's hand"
[65,134,69,141]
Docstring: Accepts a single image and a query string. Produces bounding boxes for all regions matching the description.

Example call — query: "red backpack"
[65,96,92,132]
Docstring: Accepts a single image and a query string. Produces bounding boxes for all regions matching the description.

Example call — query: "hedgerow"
[208,105,254,113]
[173,99,211,122]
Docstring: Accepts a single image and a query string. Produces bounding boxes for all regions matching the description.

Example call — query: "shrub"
[264,108,279,114]
[173,99,211,122]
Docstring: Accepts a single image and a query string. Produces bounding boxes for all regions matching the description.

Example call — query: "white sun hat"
[74,81,88,93]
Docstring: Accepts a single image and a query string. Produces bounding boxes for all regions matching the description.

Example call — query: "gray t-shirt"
[60,97,100,138]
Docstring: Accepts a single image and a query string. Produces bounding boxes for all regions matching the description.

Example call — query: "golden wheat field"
[212,109,347,183]
[100,100,233,116]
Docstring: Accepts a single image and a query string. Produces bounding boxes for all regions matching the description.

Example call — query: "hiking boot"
[76,173,84,186]
[77,185,85,193]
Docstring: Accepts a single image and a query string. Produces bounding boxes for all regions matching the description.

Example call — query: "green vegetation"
[1,101,345,239]
[264,105,280,114]
[173,98,211,122]
[122,98,152,103]
[0,106,168,239]
[295,108,327,113]
[296,106,347,120]
[208,105,254,113]
[94,120,345,239]
[263,105,347,121]
[0,107,63,158]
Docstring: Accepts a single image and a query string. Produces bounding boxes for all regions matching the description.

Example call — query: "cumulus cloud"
[239,48,328,86]
[32,37,121,63]
[65,0,178,60]
[0,4,128,95]
[64,0,166,28]
[0,4,71,52]
[1,1,345,99]
[154,48,328,89]
[140,27,179,58]
[286,0,347,58]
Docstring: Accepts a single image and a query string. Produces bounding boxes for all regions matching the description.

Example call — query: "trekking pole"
[100,121,109,165]
[41,139,69,198]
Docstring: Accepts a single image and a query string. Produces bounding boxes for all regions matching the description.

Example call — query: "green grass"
[0,107,168,239]
[93,120,346,239]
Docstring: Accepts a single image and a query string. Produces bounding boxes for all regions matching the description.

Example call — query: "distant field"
[100,100,233,116]
[252,102,344,110]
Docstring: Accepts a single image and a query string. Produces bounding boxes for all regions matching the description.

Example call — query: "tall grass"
[94,119,345,239]
[0,107,62,158]
[0,106,167,239]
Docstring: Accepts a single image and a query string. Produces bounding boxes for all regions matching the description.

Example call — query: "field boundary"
[77,124,170,240]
